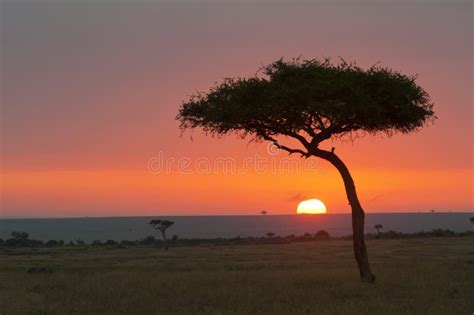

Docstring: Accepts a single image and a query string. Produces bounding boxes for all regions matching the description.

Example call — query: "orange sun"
[297,199,327,214]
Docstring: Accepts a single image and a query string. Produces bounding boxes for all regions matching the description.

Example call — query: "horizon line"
[1,211,473,220]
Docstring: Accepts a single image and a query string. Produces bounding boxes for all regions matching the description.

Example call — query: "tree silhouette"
[9,231,30,247]
[266,232,275,239]
[177,58,435,282]
[314,230,330,240]
[470,217,474,224]
[11,231,29,241]
[149,219,174,250]
[374,224,384,235]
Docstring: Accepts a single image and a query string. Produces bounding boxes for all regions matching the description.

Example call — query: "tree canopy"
[177,58,435,155]
[149,219,174,232]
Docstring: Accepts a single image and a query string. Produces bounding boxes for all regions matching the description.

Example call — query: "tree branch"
[286,131,311,148]
[262,135,310,158]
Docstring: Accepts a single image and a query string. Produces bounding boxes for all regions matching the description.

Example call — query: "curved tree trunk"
[315,149,375,282]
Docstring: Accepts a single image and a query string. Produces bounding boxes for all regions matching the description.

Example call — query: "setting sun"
[296,199,327,214]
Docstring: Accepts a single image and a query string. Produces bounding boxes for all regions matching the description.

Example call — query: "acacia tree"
[149,219,174,250]
[177,58,435,282]
[374,224,384,235]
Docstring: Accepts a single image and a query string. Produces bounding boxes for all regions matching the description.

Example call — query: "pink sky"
[1,1,473,217]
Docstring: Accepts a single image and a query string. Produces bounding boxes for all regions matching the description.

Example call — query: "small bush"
[381,230,404,239]
[140,236,156,245]
[314,230,330,240]
[431,229,455,237]
[46,240,59,247]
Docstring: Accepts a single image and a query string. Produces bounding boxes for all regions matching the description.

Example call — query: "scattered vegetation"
[1,229,472,249]
[1,238,472,314]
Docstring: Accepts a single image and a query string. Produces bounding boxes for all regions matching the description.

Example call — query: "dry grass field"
[1,237,473,314]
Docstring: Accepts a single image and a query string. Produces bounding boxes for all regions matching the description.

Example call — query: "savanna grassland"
[1,237,473,315]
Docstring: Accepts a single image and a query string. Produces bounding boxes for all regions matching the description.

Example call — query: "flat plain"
[1,237,473,314]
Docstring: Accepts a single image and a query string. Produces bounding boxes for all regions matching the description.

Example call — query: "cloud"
[287,193,307,202]
[367,193,384,202]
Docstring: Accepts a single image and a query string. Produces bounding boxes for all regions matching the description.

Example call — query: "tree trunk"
[161,231,168,251]
[315,149,375,282]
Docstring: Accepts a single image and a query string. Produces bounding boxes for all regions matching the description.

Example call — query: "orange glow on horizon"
[1,166,473,217]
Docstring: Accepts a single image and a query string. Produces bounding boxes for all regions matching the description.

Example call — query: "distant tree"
[314,230,330,240]
[374,224,384,235]
[266,232,275,239]
[178,58,435,282]
[171,234,179,241]
[149,219,175,250]
[11,231,29,241]
[7,231,30,247]
[76,239,85,246]
[261,210,268,215]
[470,217,474,224]
[0,239,4,246]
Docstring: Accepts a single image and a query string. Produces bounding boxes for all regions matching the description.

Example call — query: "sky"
[1,0,473,217]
